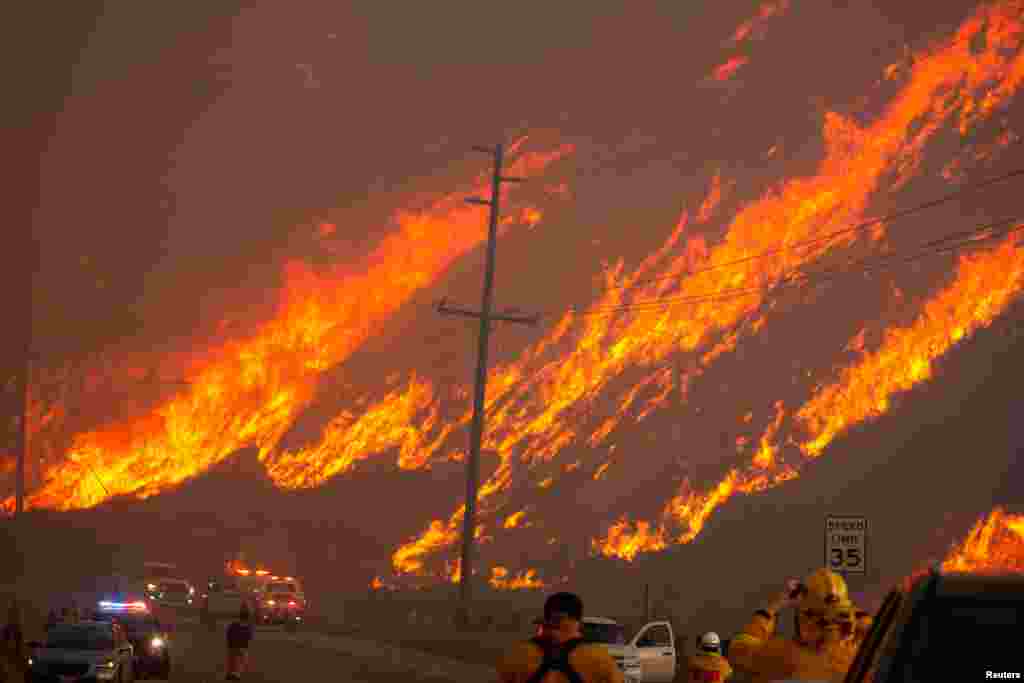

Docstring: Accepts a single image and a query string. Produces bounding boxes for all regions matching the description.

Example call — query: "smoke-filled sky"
[35,0,978,352]
[10,0,1024,590]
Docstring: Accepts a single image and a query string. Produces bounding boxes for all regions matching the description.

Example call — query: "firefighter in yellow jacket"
[728,569,857,683]
[686,632,732,682]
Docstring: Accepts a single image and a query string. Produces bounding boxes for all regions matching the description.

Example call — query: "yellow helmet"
[798,568,852,613]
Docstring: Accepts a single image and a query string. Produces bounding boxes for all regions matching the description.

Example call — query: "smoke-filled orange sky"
[7,0,1024,587]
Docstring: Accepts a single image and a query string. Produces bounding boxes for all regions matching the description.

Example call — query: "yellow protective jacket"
[686,652,732,681]
[728,611,848,683]
[497,640,625,683]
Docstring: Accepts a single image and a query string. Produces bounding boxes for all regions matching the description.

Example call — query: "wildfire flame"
[2,142,572,513]
[489,566,545,590]
[9,2,1024,594]
[943,507,1024,573]
[394,0,1024,572]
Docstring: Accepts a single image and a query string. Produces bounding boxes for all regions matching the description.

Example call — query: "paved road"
[167,622,495,683]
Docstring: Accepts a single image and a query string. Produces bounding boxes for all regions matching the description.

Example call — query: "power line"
[541,215,1023,321]
[555,217,1023,318]
[586,167,1024,296]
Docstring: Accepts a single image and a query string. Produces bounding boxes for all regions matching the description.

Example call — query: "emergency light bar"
[98,601,148,611]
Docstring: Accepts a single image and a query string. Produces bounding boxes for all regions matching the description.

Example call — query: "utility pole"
[14,348,28,518]
[437,142,539,627]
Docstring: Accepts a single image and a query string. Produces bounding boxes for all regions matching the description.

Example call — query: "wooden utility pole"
[437,142,539,627]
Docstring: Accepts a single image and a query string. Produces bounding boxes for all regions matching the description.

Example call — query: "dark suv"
[845,568,1024,683]
[92,607,172,680]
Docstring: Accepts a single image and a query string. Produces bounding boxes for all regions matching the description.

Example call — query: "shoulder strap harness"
[525,637,586,683]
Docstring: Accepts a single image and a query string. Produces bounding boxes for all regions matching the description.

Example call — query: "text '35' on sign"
[825,516,867,575]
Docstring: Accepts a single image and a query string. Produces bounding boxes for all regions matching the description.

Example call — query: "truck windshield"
[266,583,296,593]
[582,622,626,645]
[897,599,1022,679]
[145,566,175,579]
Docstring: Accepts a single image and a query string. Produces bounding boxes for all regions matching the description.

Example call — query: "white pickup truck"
[581,616,677,683]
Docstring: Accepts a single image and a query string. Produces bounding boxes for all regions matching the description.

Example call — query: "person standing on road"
[728,569,854,683]
[225,603,254,681]
[497,591,624,683]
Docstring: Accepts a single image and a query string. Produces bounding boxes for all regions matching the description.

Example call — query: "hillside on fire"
[4,0,1024,616]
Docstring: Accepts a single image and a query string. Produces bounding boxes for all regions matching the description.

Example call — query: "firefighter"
[497,592,623,683]
[728,569,854,683]
[225,604,254,681]
[826,603,875,674]
[687,632,732,682]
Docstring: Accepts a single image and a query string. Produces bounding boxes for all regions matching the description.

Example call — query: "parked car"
[27,621,135,683]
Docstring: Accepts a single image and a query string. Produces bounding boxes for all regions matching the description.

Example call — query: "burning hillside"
[5,1,1024,590]
[3,140,571,511]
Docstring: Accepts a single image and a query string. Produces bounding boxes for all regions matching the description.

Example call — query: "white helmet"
[699,631,721,652]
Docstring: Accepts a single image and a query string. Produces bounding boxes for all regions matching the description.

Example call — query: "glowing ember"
[712,57,749,82]
[730,0,790,47]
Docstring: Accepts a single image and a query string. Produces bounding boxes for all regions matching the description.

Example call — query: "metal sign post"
[825,515,868,576]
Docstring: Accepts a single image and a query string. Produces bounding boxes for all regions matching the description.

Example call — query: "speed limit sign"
[825,516,867,574]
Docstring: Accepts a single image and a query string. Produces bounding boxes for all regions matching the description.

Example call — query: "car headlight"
[150,637,164,649]
[101,660,116,669]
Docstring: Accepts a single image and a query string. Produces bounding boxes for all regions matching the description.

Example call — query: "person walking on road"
[225,603,254,681]
[497,591,623,683]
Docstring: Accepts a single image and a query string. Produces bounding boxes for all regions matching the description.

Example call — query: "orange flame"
[489,566,545,590]
[503,510,527,529]
[4,143,572,513]
[942,507,1024,573]
[395,1,1024,571]
[797,233,1024,458]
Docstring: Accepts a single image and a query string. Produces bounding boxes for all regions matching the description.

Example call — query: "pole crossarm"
[436,301,539,325]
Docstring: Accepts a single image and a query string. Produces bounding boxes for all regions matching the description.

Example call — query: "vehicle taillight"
[696,671,721,682]
[288,600,296,607]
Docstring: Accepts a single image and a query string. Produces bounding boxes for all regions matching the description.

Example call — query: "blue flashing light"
[98,600,148,612]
